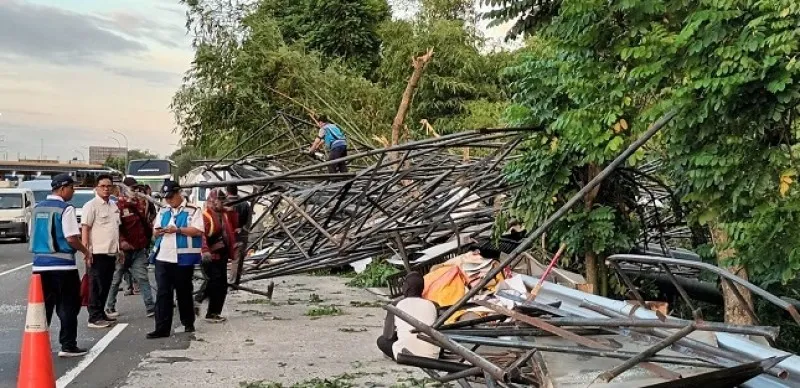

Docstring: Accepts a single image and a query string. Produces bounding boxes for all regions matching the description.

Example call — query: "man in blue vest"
[307,115,348,173]
[146,180,204,339]
[30,173,93,357]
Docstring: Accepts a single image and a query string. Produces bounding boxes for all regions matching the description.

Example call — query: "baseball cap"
[123,177,138,187]
[161,180,182,197]
[51,174,75,190]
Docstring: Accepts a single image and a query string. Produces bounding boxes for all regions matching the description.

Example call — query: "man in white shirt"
[377,272,440,360]
[81,174,122,328]
[147,180,204,339]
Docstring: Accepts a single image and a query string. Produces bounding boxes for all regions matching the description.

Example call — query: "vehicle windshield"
[127,160,172,177]
[70,192,95,208]
[32,191,49,203]
[0,194,23,209]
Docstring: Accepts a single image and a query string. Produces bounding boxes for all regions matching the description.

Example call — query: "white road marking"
[0,263,32,277]
[56,323,128,388]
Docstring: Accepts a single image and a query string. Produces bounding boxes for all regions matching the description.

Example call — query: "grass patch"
[241,372,380,388]
[391,377,450,388]
[349,300,384,308]
[305,305,343,317]
[346,259,400,288]
[241,299,278,306]
[338,327,368,333]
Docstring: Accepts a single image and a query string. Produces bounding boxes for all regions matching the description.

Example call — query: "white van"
[0,188,34,242]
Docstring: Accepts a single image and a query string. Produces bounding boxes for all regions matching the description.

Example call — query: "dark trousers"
[376,334,397,360]
[204,258,228,316]
[88,254,116,322]
[36,270,81,350]
[153,261,195,334]
[328,146,348,173]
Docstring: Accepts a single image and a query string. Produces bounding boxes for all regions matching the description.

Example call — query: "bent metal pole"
[383,304,507,382]
[434,109,679,327]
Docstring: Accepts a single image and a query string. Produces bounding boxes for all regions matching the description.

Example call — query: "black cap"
[123,177,138,187]
[161,180,181,197]
[51,174,75,190]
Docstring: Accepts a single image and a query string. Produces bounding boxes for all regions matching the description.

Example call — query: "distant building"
[89,146,127,164]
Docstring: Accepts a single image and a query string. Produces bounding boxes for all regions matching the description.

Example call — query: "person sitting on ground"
[376,272,440,361]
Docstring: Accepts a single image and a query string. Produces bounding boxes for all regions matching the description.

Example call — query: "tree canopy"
[496,0,800,321]
[172,0,515,156]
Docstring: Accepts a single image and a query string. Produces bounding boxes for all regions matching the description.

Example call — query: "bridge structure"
[0,159,118,183]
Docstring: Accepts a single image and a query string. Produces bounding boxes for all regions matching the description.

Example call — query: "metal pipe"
[596,323,695,382]
[395,353,473,373]
[383,304,507,381]
[607,254,800,324]
[474,300,681,380]
[435,110,678,327]
[445,335,720,368]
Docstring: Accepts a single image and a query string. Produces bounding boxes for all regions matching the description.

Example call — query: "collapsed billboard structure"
[184,110,800,387]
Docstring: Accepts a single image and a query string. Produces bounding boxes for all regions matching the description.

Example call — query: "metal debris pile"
[185,124,536,283]
[387,254,800,387]
[185,110,800,387]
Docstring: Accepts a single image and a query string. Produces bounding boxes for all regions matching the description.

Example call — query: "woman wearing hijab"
[196,189,238,323]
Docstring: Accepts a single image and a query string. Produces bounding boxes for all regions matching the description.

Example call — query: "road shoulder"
[118,275,426,387]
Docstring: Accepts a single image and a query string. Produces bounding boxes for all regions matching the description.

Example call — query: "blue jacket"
[150,206,202,266]
[30,199,77,271]
[322,123,346,149]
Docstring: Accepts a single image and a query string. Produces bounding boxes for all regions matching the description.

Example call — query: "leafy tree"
[127,149,159,161]
[173,0,515,158]
[260,0,391,76]
[494,0,800,324]
[169,145,203,178]
[377,2,513,137]
[103,156,126,172]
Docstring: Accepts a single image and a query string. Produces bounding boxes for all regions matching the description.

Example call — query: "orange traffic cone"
[17,274,55,388]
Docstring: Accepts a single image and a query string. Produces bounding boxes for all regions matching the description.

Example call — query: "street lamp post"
[111,129,129,173]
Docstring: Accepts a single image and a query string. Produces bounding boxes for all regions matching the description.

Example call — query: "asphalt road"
[0,241,192,387]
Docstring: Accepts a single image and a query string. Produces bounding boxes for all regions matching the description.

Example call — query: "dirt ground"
[119,274,430,388]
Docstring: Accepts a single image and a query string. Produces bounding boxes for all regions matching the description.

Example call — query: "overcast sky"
[0,0,510,162]
[0,0,190,161]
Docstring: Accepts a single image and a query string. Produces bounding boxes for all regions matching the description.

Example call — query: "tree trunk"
[391,48,434,149]
[584,164,602,294]
[710,224,754,325]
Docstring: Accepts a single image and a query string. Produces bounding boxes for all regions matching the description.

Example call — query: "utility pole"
[111,129,129,172]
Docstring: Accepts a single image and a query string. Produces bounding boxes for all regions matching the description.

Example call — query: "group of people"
[30,173,251,356]
[29,116,348,358]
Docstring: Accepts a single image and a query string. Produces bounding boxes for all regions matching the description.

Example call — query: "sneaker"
[103,314,118,322]
[146,331,170,339]
[58,346,88,358]
[204,314,227,323]
[88,320,112,329]
[105,308,120,318]
[146,310,155,318]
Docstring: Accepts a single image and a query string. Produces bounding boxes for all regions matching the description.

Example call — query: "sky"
[0,0,512,163]
[0,0,191,162]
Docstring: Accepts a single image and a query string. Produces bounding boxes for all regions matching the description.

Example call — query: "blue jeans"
[106,249,155,312]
